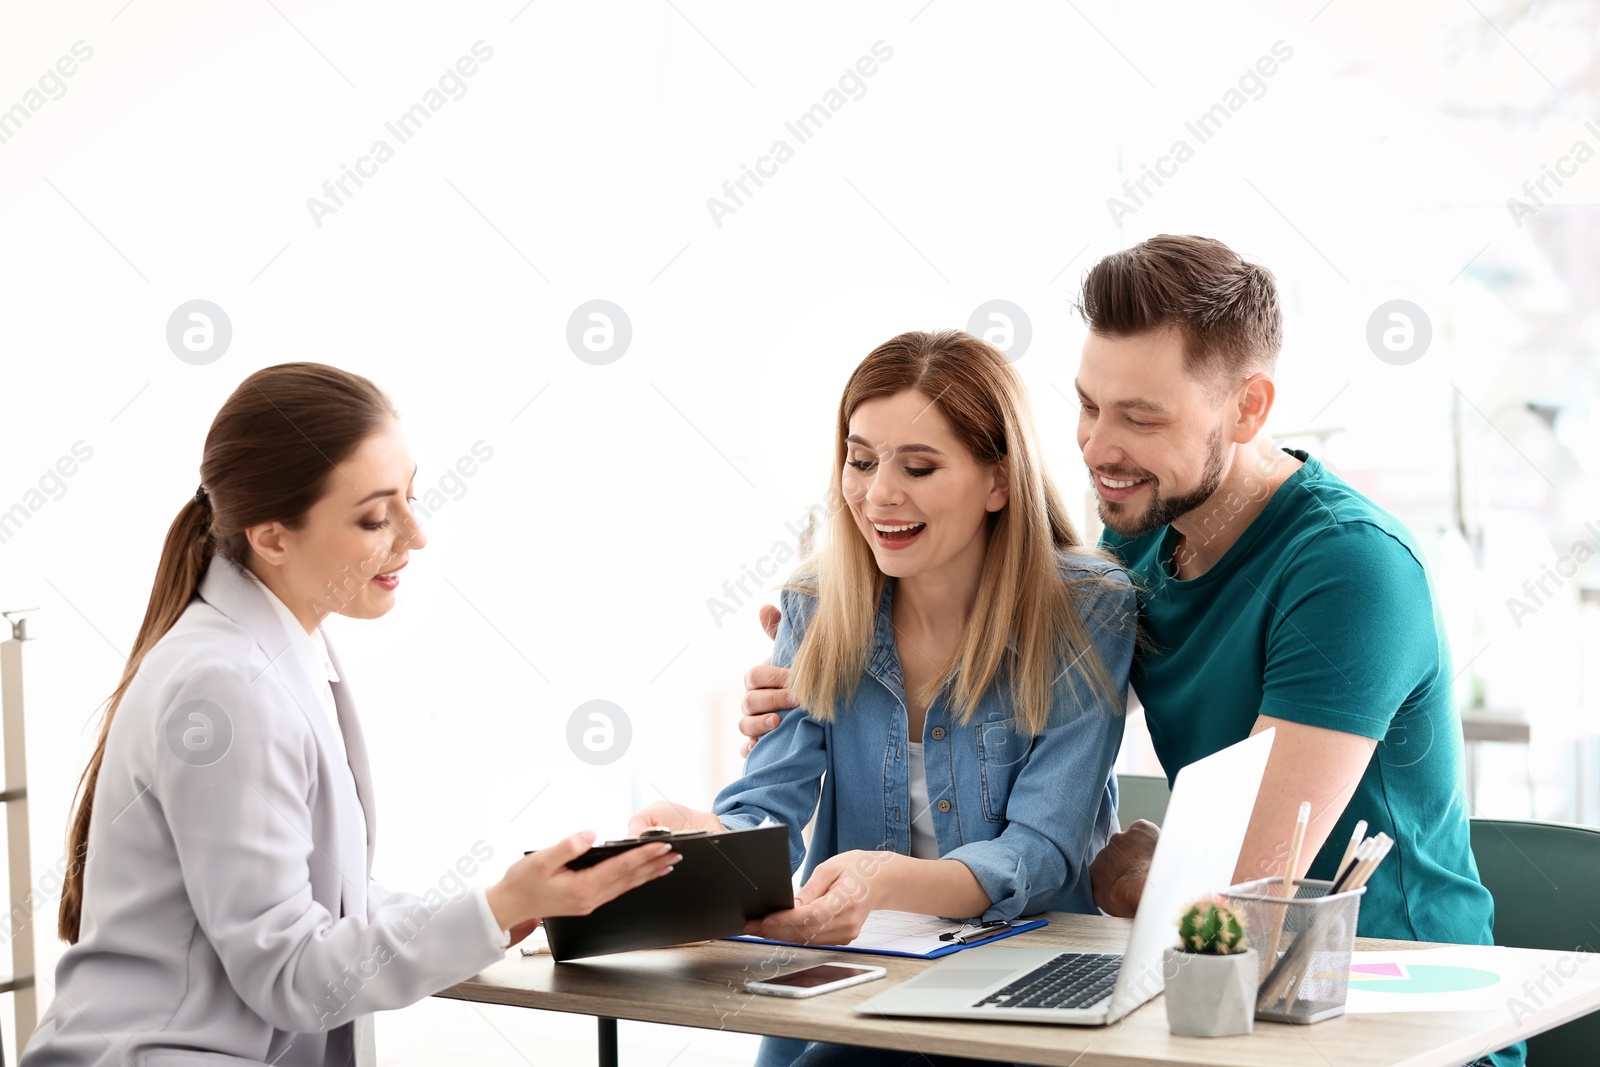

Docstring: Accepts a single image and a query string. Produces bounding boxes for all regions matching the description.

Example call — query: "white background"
[2,1,1597,1063]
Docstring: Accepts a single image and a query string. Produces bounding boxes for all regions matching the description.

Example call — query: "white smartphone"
[744,962,887,998]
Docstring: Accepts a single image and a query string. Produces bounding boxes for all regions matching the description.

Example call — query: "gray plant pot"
[1162,946,1256,1037]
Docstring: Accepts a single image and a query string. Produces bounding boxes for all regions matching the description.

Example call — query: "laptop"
[854,728,1274,1025]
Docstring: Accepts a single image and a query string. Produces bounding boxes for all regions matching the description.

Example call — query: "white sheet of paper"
[819,909,976,954]
[1342,946,1590,1016]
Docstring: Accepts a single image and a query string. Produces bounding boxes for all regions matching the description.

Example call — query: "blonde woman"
[23,363,678,1067]
[631,331,1135,1067]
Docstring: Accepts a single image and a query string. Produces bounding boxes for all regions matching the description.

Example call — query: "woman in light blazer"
[21,363,679,1067]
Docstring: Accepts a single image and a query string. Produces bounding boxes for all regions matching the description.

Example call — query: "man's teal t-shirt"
[1101,450,1495,949]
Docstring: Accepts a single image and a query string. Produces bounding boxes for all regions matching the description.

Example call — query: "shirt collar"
[243,568,340,684]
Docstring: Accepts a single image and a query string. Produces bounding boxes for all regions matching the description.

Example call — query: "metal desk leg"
[598,1017,618,1067]
[1466,739,1478,812]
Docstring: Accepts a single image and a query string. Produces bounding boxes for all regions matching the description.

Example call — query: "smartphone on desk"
[745,962,887,998]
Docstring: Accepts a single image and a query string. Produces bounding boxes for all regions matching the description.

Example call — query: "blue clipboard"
[727,917,1048,960]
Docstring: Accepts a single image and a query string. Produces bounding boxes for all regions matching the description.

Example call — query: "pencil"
[1335,820,1367,884]
[1261,837,1373,1011]
[1284,802,1311,893]
[1279,834,1395,1009]
[1330,837,1373,893]
[1346,834,1393,891]
[1260,801,1312,975]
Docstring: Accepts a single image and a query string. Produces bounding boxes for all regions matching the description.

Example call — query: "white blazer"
[22,554,506,1067]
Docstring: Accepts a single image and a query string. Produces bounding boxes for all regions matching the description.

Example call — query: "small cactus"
[1176,897,1249,955]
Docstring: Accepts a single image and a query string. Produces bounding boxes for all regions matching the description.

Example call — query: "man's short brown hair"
[1077,234,1283,392]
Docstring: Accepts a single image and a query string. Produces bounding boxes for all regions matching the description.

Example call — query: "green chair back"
[1469,818,1600,1066]
[1115,772,1171,830]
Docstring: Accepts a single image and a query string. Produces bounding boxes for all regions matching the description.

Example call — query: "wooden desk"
[436,913,1600,1067]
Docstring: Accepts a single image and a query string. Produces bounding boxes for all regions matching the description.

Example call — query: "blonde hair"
[782,330,1122,736]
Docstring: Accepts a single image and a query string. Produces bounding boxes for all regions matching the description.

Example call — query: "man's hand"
[626,801,724,838]
[1090,820,1160,918]
[739,603,795,758]
[743,850,889,945]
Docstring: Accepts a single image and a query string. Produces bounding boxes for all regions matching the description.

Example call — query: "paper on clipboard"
[729,908,1048,959]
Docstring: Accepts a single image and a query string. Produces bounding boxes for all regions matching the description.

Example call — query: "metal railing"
[0,608,39,1058]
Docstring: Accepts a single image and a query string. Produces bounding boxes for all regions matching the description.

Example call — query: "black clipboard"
[537,824,794,961]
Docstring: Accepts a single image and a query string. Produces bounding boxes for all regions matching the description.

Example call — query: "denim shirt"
[713,551,1135,921]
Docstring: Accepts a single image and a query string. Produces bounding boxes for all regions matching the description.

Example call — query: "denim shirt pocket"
[975,719,1026,823]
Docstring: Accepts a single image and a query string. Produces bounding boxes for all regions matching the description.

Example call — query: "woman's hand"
[485,831,680,931]
[626,801,724,838]
[506,917,542,947]
[743,850,892,945]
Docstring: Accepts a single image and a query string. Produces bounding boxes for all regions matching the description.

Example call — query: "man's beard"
[1095,426,1227,539]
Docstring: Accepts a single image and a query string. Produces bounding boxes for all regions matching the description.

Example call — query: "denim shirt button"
[930,726,946,741]
[936,799,951,813]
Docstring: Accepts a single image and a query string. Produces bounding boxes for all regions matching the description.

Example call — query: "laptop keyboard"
[974,952,1122,1010]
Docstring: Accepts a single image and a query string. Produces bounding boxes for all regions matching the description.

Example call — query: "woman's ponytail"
[58,494,215,943]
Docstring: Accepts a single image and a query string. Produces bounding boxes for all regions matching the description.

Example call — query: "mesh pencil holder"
[1221,877,1365,1024]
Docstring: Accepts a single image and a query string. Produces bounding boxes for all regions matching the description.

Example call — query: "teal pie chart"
[1348,964,1500,994]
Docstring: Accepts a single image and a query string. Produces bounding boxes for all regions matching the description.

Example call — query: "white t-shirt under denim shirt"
[906,741,939,860]
[246,569,510,949]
